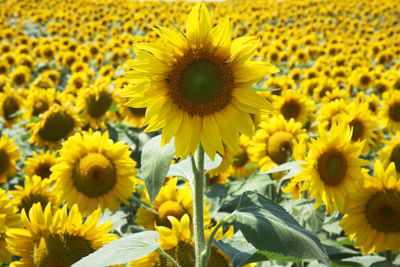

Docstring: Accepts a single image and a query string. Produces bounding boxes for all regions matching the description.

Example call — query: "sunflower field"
[1,0,400,266]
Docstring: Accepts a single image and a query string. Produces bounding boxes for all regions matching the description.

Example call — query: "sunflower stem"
[386,250,393,263]
[156,247,181,267]
[191,143,206,267]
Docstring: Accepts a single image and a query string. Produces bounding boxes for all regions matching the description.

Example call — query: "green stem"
[156,248,181,267]
[191,144,206,267]
[295,260,304,267]
[386,250,393,263]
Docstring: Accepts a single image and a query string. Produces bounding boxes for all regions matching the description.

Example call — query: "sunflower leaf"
[261,160,305,179]
[231,191,330,266]
[71,231,160,267]
[141,135,175,204]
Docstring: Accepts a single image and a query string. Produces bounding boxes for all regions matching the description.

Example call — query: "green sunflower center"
[0,149,10,174]
[38,111,75,142]
[19,193,49,214]
[232,147,249,168]
[35,163,52,179]
[157,200,186,228]
[389,102,400,122]
[3,96,20,121]
[87,91,112,118]
[72,153,116,197]
[366,190,400,233]
[33,100,49,116]
[280,99,301,120]
[267,131,294,165]
[168,49,233,116]
[389,144,400,173]
[317,149,347,186]
[33,233,95,267]
[349,119,364,141]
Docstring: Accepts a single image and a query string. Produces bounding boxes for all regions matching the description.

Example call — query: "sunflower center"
[167,49,233,116]
[13,73,26,86]
[349,119,364,141]
[317,149,347,186]
[232,147,248,167]
[87,91,112,118]
[0,149,10,174]
[35,163,52,179]
[366,190,400,233]
[389,103,400,122]
[389,144,400,172]
[157,200,186,227]
[33,233,95,267]
[72,153,116,197]
[280,99,301,120]
[267,131,294,165]
[19,193,49,213]
[33,101,50,116]
[360,75,371,86]
[38,111,75,142]
[3,96,19,120]
[128,107,146,116]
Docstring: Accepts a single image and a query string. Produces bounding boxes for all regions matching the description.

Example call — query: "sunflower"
[317,98,348,130]
[227,134,256,179]
[340,161,400,254]
[6,202,118,266]
[76,83,115,129]
[122,3,278,159]
[0,58,10,76]
[0,134,22,184]
[292,122,369,214]
[30,104,81,148]
[22,150,58,180]
[8,175,58,214]
[338,102,379,154]
[131,214,233,267]
[41,70,60,86]
[0,188,21,265]
[380,90,400,132]
[272,89,315,127]
[30,75,55,90]
[66,72,88,93]
[51,131,138,216]
[9,65,31,88]
[135,177,207,230]
[249,115,308,174]
[23,88,55,121]
[0,88,24,127]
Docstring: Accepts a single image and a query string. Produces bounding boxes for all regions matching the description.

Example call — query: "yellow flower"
[0,134,22,184]
[293,122,369,214]
[380,90,400,132]
[51,131,138,216]
[122,3,278,159]
[9,65,30,88]
[0,88,24,127]
[22,150,58,180]
[6,202,118,266]
[340,161,400,254]
[228,134,256,179]
[23,88,55,121]
[0,188,21,265]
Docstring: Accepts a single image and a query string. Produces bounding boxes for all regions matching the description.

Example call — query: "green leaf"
[261,161,305,179]
[108,103,119,112]
[167,154,222,183]
[21,133,31,141]
[332,256,386,267]
[71,231,160,267]
[251,86,281,92]
[141,135,175,203]
[231,191,330,266]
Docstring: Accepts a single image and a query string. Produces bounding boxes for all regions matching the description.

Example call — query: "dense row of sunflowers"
[1,0,400,266]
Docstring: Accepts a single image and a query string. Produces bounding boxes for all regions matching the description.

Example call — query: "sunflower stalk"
[156,248,181,267]
[191,144,207,267]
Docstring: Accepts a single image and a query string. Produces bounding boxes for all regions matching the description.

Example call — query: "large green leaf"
[231,191,330,266]
[72,231,160,267]
[141,135,175,203]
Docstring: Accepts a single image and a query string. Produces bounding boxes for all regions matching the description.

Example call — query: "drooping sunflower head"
[294,122,369,214]
[122,3,278,159]
[0,188,21,265]
[9,175,58,214]
[30,104,81,148]
[340,161,400,254]
[6,202,118,266]
[51,130,139,216]
[77,83,115,129]
[0,134,22,184]
[23,88,55,121]
[22,150,58,180]
[0,88,24,127]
